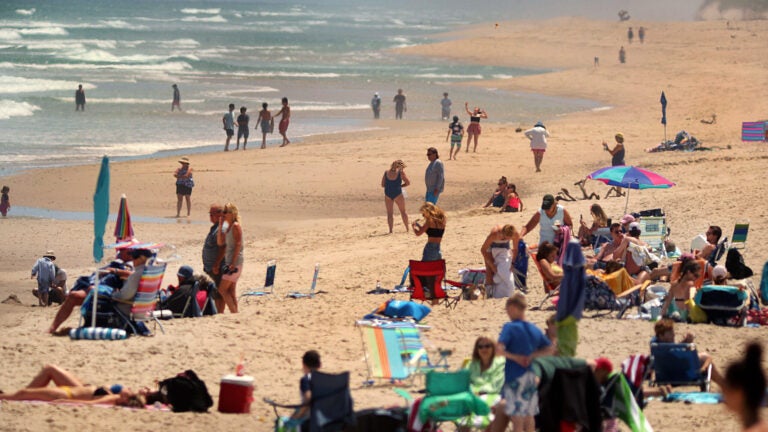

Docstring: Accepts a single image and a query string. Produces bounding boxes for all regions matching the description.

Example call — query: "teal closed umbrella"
[93,156,110,263]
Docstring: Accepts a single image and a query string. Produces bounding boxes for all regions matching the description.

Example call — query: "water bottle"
[376,280,381,291]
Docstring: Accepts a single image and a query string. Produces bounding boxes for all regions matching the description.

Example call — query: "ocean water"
[0,0,602,176]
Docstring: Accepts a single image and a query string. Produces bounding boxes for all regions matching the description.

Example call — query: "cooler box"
[218,374,254,413]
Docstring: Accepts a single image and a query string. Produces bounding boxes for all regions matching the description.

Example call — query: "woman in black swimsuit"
[465,102,488,153]
[411,202,447,261]
[381,160,410,233]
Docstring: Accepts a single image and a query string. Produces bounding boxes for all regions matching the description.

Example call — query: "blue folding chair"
[649,343,711,392]
[240,260,277,302]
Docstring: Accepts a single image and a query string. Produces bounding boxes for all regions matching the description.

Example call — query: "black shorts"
[176,184,192,196]
[238,128,249,139]
[225,128,234,137]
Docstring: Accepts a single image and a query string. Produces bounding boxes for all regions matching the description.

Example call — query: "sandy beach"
[1,17,768,431]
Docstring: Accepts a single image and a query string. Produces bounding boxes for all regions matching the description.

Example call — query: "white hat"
[629,222,641,231]
[713,265,727,279]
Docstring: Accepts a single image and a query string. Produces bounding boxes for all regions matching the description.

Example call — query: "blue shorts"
[422,242,442,261]
[425,191,440,204]
[503,371,539,417]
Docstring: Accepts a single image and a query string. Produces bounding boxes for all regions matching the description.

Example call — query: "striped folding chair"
[357,321,410,384]
[729,222,749,255]
[128,261,167,335]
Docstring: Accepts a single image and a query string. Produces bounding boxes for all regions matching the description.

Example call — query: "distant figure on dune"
[223,103,235,151]
[464,102,487,153]
[275,97,291,147]
[440,92,452,120]
[75,84,86,111]
[371,92,381,119]
[393,89,407,120]
[257,102,272,149]
[619,46,626,64]
[627,27,634,44]
[171,84,181,112]
[638,26,645,43]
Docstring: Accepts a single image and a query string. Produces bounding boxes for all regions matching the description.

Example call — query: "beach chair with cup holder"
[81,259,168,336]
[728,221,750,255]
[649,342,712,392]
[408,259,465,309]
[264,370,355,432]
[240,260,277,302]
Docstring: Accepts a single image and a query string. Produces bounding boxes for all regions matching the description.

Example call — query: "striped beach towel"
[742,121,767,142]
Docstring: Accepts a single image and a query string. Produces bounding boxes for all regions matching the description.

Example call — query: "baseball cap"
[629,222,641,232]
[177,265,194,280]
[541,194,555,210]
[620,214,635,225]
[594,357,614,372]
[713,265,727,279]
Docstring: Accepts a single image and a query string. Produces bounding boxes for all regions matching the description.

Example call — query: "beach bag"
[726,249,753,280]
[585,276,616,310]
[159,370,213,413]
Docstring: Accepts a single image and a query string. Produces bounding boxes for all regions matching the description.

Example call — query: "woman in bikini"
[412,202,446,262]
[0,364,149,407]
[661,257,700,320]
[381,160,410,234]
[464,102,487,153]
[216,202,244,314]
[503,184,524,213]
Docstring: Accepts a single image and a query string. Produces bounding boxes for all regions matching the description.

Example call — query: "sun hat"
[541,194,555,210]
[178,157,190,164]
[43,250,56,260]
[620,214,635,225]
[615,132,624,140]
[713,265,727,279]
[177,265,194,280]
[535,121,545,128]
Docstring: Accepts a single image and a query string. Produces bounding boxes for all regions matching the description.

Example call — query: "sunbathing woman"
[483,177,509,208]
[661,257,700,320]
[481,224,520,298]
[723,342,768,432]
[412,202,446,262]
[578,203,608,246]
[381,160,410,233]
[464,102,487,153]
[536,242,563,291]
[0,364,147,407]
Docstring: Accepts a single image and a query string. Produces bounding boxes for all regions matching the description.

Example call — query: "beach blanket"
[663,392,722,404]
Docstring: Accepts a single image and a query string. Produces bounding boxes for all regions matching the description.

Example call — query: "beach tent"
[741,121,767,142]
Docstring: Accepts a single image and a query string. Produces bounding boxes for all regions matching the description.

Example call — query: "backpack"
[725,248,753,280]
[159,370,213,412]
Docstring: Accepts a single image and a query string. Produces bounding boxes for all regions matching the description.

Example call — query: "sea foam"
[180,8,221,15]
[15,8,36,16]
[0,100,40,119]
[0,76,95,94]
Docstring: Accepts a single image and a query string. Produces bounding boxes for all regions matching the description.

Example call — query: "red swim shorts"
[279,118,290,134]
[531,149,546,154]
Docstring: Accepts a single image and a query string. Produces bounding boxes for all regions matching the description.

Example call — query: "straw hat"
[178,157,190,165]
[43,250,56,260]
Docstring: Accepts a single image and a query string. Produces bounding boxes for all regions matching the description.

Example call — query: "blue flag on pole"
[660,91,667,125]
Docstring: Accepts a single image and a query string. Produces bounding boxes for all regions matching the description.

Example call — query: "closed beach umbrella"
[93,156,110,263]
[555,240,586,357]
[587,165,675,213]
[113,194,134,241]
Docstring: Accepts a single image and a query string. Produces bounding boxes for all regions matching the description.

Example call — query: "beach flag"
[660,92,667,125]
[742,121,767,142]
[610,373,654,432]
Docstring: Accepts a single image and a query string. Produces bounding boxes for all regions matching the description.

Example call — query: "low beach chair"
[528,247,559,310]
[287,263,321,299]
[264,371,354,432]
[638,216,667,258]
[159,279,201,318]
[393,266,411,292]
[729,221,749,254]
[240,260,277,302]
[649,342,711,392]
[415,370,489,430]
[408,259,462,309]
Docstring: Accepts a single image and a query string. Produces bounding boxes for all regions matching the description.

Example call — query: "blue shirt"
[223,111,234,130]
[498,319,551,382]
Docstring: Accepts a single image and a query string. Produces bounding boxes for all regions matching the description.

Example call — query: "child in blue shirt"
[497,293,553,432]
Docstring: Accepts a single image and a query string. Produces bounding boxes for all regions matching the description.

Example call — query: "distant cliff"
[697,0,768,20]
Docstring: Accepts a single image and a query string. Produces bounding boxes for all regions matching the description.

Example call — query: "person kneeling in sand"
[0,364,150,407]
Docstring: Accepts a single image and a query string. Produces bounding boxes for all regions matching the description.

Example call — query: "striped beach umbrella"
[587,166,675,213]
[113,194,134,241]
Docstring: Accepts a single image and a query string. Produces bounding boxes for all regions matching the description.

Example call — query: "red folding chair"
[408,260,464,309]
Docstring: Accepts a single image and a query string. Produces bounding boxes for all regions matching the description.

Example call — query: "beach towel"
[364,299,431,322]
[663,392,722,404]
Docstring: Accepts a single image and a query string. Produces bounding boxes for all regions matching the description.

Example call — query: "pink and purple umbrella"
[113,194,134,242]
[587,166,675,213]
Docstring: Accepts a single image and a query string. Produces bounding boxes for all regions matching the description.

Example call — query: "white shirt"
[525,126,550,150]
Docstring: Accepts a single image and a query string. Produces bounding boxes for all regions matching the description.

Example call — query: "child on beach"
[496,293,553,432]
[31,250,57,307]
[446,115,463,160]
[283,350,321,430]
[0,185,10,217]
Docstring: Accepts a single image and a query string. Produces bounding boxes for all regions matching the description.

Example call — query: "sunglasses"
[222,210,230,214]
[477,344,494,349]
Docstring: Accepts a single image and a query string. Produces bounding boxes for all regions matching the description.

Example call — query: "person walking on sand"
[446,115,464,160]
[236,106,249,150]
[223,103,235,151]
[465,102,487,153]
[382,160,410,233]
[217,202,244,313]
[0,185,10,217]
[275,97,291,147]
[619,46,626,64]
[75,84,86,111]
[638,26,645,43]
[371,92,381,119]
[394,89,407,120]
[627,27,634,44]
[424,147,444,204]
[171,84,181,111]
[525,121,550,173]
[440,92,452,120]
[174,157,194,218]
[257,102,272,149]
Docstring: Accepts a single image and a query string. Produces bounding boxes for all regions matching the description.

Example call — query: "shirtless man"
[275,97,291,147]
[257,102,271,149]
[696,225,722,262]
[481,224,520,298]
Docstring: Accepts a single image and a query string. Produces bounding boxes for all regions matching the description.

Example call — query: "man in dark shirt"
[202,204,225,311]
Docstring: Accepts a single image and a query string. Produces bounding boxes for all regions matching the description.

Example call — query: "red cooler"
[218,374,254,413]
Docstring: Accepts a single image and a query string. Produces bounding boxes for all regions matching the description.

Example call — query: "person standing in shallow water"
[222,103,235,151]
[371,92,381,119]
[619,46,626,64]
[440,92,452,120]
[75,85,86,111]
[257,102,272,149]
[275,97,291,147]
[393,89,406,119]
[171,84,181,111]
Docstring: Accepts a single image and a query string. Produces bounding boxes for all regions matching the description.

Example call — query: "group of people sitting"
[483,176,524,213]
